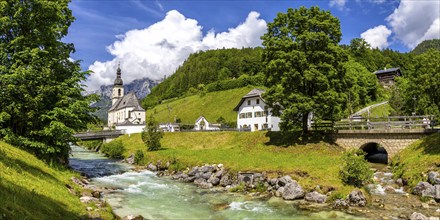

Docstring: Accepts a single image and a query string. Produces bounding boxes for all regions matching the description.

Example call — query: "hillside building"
[194,116,220,131]
[108,64,146,133]
[233,89,281,132]
[374,67,402,87]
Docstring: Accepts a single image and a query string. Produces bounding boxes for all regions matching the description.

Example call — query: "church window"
[118,89,121,96]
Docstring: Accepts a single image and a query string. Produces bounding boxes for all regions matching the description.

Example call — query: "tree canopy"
[411,39,440,55]
[261,6,348,133]
[0,0,96,164]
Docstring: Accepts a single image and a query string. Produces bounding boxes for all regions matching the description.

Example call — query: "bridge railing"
[311,115,436,131]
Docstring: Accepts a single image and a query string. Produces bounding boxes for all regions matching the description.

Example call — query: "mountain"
[91,77,160,122]
[411,39,440,55]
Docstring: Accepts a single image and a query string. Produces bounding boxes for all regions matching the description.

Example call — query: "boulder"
[305,191,327,203]
[414,182,433,196]
[396,178,404,187]
[208,176,220,186]
[269,178,278,186]
[421,185,440,200]
[275,187,284,197]
[333,199,349,209]
[282,181,305,200]
[428,171,440,185]
[147,163,157,172]
[126,153,135,164]
[220,175,232,187]
[410,212,428,220]
[194,178,212,189]
[278,175,294,187]
[91,190,101,198]
[183,175,196,183]
[123,215,144,220]
[199,166,215,173]
[215,169,225,179]
[188,166,199,176]
[202,172,213,180]
[347,189,367,207]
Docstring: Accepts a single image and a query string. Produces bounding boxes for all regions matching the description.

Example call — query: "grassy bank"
[146,86,264,124]
[118,131,354,195]
[0,141,113,219]
[392,133,440,187]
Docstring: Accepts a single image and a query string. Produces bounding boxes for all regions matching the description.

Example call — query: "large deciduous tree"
[0,0,97,164]
[261,6,348,134]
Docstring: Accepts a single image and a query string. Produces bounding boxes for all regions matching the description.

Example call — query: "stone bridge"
[332,129,436,159]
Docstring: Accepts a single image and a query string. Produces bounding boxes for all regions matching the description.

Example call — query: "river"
[69,145,438,219]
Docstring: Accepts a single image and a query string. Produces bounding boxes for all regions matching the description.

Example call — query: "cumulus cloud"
[329,0,347,10]
[85,10,267,91]
[361,25,392,49]
[386,0,440,49]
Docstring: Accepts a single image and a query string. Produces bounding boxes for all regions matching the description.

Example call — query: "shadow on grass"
[0,149,58,183]
[414,133,440,155]
[0,179,84,220]
[265,131,334,147]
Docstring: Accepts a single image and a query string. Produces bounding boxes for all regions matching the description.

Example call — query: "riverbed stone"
[410,212,428,220]
[305,191,327,203]
[414,182,433,196]
[220,175,232,187]
[147,163,157,171]
[282,181,305,200]
[275,187,284,197]
[208,176,220,186]
[71,177,86,188]
[123,215,144,220]
[202,172,212,180]
[421,185,440,200]
[428,171,440,185]
[347,189,367,207]
[199,165,215,173]
[126,153,135,164]
[215,169,225,179]
[278,175,294,187]
[269,178,278,187]
[188,166,199,176]
[194,178,212,189]
[183,175,196,183]
[333,199,349,209]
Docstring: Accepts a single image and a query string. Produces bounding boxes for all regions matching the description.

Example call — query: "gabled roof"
[233,89,265,111]
[374,67,402,76]
[109,91,145,112]
[195,115,209,123]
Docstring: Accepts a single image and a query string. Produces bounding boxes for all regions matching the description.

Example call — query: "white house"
[159,123,180,132]
[194,116,220,131]
[108,64,146,134]
[233,89,281,132]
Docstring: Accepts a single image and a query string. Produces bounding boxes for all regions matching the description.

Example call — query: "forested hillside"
[411,39,440,55]
[142,47,264,108]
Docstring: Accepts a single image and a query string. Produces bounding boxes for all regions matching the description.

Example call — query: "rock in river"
[305,191,327,203]
[282,181,305,200]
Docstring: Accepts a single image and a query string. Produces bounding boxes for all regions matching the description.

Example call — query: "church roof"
[233,89,265,111]
[109,91,144,112]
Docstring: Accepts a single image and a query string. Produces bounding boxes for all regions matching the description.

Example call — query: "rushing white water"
[70,145,364,219]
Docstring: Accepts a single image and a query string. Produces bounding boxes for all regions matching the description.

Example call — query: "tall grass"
[0,141,114,219]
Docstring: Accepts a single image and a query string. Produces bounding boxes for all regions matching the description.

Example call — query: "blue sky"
[64,0,440,91]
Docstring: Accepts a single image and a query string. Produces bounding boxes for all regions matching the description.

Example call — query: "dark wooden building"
[374,67,402,87]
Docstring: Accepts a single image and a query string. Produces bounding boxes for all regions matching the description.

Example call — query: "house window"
[256,99,260,104]
[247,100,251,105]
[246,112,252,118]
[255,111,263,117]
[239,113,246,119]
[262,124,269,129]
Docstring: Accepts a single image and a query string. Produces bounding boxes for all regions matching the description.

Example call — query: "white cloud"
[329,0,347,10]
[85,10,267,91]
[361,25,392,49]
[386,0,440,49]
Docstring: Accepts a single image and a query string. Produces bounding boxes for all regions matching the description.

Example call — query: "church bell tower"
[112,63,124,105]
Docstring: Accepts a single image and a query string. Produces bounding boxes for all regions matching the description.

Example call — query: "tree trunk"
[302,113,309,135]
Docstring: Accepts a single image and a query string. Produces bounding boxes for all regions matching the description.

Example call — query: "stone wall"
[333,131,427,158]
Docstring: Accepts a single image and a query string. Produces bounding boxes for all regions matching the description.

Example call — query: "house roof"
[374,67,402,76]
[195,115,209,123]
[109,91,145,112]
[233,89,265,111]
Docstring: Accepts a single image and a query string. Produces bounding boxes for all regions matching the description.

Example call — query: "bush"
[339,150,373,187]
[141,115,163,151]
[100,140,125,159]
[77,140,101,150]
[134,150,145,164]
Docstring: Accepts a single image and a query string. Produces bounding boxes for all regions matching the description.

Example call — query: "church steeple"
[112,63,124,105]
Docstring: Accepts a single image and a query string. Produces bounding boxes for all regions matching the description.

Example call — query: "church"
[107,64,146,133]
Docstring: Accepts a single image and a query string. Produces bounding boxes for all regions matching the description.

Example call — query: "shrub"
[339,150,373,187]
[134,150,145,164]
[77,140,101,150]
[100,140,125,159]
[141,115,163,151]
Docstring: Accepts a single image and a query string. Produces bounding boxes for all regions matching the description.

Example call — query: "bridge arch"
[359,142,389,164]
